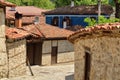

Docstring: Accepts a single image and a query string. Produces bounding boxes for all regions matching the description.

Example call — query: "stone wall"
[74,36,120,80]
[42,52,74,65]
[6,39,26,78]
[42,40,74,54]
[0,8,8,78]
[0,25,8,78]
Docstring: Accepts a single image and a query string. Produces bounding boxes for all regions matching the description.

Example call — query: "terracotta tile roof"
[6,6,47,16]
[6,27,30,40]
[22,23,74,39]
[19,25,44,38]
[68,22,120,43]
[6,14,15,20]
[6,6,47,24]
[43,5,113,15]
[0,0,16,7]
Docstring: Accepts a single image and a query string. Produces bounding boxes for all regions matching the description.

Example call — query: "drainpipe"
[98,0,101,24]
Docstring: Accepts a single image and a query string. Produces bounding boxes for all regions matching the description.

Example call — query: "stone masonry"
[6,39,27,78]
[0,8,8,78]
[42,40,74,54]
[74,36,120,80]
[42,40,74,65]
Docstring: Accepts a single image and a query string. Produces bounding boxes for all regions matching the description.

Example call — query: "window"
[63,16,71,28]
[52,17,59,26]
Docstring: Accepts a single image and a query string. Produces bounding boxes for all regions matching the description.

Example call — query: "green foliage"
[7,0,55,9]
[53,0,109,7]
[84,17,97,26]
[84,16,120,27]
[6,0,114,9]
[32,0,55,9]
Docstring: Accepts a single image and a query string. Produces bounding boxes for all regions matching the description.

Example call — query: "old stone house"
[0,0,28,78]
[5,4,74,66]
[6,27,30,78]
[68,23,120,80]
[7,9,74,66]
[21,22,74,65]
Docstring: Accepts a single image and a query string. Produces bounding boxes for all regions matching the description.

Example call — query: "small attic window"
[10,7,16,11]
[34,16,39,24]
[52,17,59,26]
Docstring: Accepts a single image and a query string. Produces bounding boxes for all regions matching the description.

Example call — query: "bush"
[84,15,120,27]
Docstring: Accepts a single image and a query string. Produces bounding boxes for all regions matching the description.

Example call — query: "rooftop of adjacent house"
[6,6,48,24]
[6,6,47,16]
[0,0,16,7]
[21,23,74,40]
[43,5,113,15]
[68,22,120,43]
[6,27,30,40]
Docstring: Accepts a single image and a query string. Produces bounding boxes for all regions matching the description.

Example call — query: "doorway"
[84,50,91,80]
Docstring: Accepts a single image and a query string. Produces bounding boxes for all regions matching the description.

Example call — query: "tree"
[53,0,109,7]
[113,0,120,18]
[7,0,55,9]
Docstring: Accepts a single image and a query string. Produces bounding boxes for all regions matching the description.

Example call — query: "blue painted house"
[43,5,113,28]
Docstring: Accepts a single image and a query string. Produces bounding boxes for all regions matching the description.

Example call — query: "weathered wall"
[42,52,74,65]
[6,39,26,78]
[42,40,74,54]
[0,8,8,78]
[74,37,120,80]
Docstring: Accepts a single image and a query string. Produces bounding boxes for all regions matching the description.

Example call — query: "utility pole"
[98,0,101,24]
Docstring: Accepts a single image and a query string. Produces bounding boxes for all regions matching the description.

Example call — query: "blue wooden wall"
[46,15,110,28]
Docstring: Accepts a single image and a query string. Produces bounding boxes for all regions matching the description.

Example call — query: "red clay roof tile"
[68,22,120,43]
[19,24,44,38]
[6,6,47,16]
[6,27,30,40]
[22,23,74,39]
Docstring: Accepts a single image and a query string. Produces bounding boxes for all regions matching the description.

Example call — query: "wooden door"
[34,42,42,65]
[51,46,58,64]
[27,43,34,65]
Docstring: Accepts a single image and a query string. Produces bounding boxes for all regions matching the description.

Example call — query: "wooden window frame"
[52,16,59,26]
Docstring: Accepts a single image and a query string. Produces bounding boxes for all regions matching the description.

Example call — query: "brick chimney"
[15,12,22,28]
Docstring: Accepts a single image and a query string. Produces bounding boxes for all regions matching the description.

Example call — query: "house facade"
[43,5,113,28]
[68,22,120,80]
[21,23,74,65]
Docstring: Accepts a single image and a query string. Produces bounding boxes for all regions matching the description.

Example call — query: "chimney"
[34,16,40,24]
[71,0,74,7]
[15,12,22,28]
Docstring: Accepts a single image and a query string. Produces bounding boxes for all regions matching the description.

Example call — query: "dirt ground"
[0,62,74,80]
